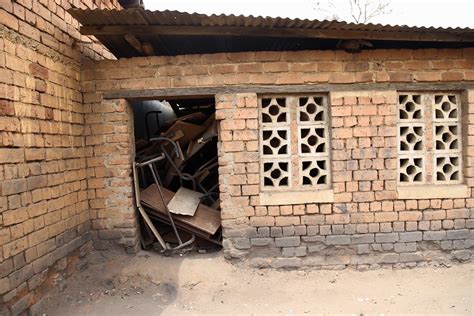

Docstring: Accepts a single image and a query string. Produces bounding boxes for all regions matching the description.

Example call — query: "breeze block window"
[259,95,331,191]
[397,92,463,186]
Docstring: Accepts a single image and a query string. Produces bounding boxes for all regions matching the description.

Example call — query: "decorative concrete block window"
[397,92,469,199]
[258,95,334,205]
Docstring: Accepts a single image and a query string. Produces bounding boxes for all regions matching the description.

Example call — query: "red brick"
[234,108,258,119]
[237,63,263,73]
[308,50,335,61]
[325,214,350,224]
[0,9,19,31]
[228,174,247,185]
[351,213,374,223]
[330,73,355,83]
[331,106,352,117]
[415,72,441,82]
[222,141,244,152]
[279,205,293,215]
[332,128,353,139]
[385,61,403,70]
[293,205,305,215]
[389,72,414,82]
[241,185,259,196]
[374,212,398,222]
[254,51,281,61]
[441,72,464,81]
[250,216,275,227]
[263,62,289,73]
[343,96,358,105]
[29,63,49,80]
[353,192,375,202]
[404,60,432,70]
[318,62,342,72]
[446,209,469,219]
[275,216,300,226]
[423,210,446,221]
[301,215,324,225]
[268,206,280,216]
[432,60,454,70]
[220,120,246,130]
[345,62,369,72]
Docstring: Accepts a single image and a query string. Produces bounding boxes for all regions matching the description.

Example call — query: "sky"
[144,0,474,28]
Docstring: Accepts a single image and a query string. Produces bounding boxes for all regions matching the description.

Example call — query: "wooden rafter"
[124,34,155,56]
[124,34,143,54]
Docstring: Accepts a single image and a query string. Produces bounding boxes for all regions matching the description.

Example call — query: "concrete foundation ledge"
[247,249,472,270]
[224,229,473,269]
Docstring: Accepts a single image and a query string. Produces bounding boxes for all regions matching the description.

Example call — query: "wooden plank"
[162,121,206,146]
[80,25,474,43]
[144,207,222,244]
[145,207,212,239]
[167,187,203,216]
[103,83,474,100]
[186,114,217,159]
[140,184,221,235]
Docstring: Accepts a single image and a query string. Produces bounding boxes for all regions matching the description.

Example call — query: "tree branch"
[314,0,393,24]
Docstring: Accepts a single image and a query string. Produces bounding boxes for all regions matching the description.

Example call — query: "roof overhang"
[69,8,474,58]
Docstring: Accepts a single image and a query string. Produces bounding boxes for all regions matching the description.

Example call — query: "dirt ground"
[41,249,473,315]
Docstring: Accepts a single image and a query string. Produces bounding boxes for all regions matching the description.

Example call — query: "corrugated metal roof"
[71,9,473,32]
[69,8,474,57]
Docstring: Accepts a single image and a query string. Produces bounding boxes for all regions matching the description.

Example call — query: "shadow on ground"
[41,249,473,315]
[41,248,193,315]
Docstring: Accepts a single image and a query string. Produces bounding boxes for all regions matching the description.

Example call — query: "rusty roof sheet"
[69,8,474,57]
[70,9,474,32]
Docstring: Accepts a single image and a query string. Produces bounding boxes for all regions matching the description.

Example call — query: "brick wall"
[216,90,473,269]
[82,48,474,269]
[0,0,121,313]
[4,1,469,313]
[81,48,474,90]
[86,99,139,252]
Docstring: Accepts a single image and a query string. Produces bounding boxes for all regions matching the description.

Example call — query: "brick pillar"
[85,98,140,253]
[462,90,474,242]
[462,89,474,199]
[215,93,259,259]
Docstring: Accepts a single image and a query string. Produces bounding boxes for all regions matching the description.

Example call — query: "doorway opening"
[131,97,222,254]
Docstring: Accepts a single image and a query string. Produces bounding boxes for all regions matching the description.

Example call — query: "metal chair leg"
[134,153,195,252]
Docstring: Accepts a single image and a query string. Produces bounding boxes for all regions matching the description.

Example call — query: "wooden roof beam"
[124,34,155,56]
[81,25,474,42]
[124,34,144,54]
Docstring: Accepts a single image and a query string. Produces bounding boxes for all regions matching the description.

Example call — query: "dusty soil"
[42,249,473,315]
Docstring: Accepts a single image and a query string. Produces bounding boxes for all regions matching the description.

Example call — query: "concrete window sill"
[397,184,470,199]
[259,189,334,206]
